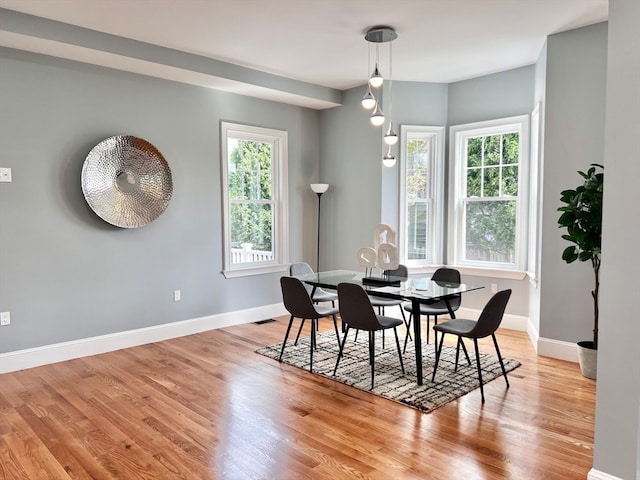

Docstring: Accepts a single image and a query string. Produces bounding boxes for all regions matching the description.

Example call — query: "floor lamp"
[310,183,329,271]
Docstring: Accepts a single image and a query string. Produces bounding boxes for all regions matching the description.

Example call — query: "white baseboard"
[537,336,578,363]
[588,468,623,480]
[0,303,288,374]
[458,308,579,364]
[1,302,579,374]
[456,307,528,332]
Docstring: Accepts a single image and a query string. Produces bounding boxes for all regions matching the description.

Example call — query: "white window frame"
[220,122,289,278]
[398,125,445,270]
[448,115,530,272]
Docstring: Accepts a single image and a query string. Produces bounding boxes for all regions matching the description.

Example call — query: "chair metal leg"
[426,315,430,344]
[369,331,375,390]
[454,336,461,372]
[400,307,411,341]
[333,326,350,376]
[331,314,342,351]
[459,338,471,365]
[393,327,405,374]
[473,338,485,403]
[294,319,306,345]
[278,315,295,362]
[403,313,413,354]
[492,333,510,388]
[310,316,316,372]
[431,333,446,382]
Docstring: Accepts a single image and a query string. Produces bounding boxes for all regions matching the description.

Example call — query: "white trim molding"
[537,337,578,363]
[0,303,288,374]
[588,469,624,480]
[456,307,528,332]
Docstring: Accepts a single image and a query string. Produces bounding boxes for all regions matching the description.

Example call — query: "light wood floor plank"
[0,317,595,479]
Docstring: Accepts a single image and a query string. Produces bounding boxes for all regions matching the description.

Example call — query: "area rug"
[256,330,521,413]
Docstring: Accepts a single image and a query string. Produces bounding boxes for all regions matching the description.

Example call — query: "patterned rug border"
[256,330,521,413]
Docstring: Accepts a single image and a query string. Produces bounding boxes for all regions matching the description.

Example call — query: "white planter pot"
[577,341,597,379]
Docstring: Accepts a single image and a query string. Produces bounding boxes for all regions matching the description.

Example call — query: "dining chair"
[431,289,512,403]
[290,262,337,306]
[403,267,461,351]
[334,282,405,390]
[367,264,410,339]
[289,261,338,344]
[279,276,341,372]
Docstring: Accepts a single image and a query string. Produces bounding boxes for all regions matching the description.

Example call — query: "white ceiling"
[1,0,608,101]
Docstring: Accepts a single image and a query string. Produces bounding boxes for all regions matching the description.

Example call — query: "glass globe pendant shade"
[383,146,396,167]
[370,102,385,127]
[361,86,376,110]
[383,121,398,145]
[368,64,383,88]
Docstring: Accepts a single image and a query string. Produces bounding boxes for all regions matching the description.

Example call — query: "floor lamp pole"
[316,191,323,271]
[310,183,329,272]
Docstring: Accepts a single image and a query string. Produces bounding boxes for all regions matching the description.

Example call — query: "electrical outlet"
[0,312,10,326]
[0,168,12,183]
[174,290,181,302]
[491,283,498,293]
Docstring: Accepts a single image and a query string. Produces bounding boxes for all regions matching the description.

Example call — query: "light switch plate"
[0,168,12,183]
[0,312,10,326]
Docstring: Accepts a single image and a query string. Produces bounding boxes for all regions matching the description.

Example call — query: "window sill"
[408,265,527,281]
[222,264,289,279]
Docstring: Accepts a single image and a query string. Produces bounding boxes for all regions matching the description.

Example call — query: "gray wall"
[538,22,608,344]
[447,66,535,315]
[448,66,535,126]
[593,0,640,477]
[318,87,382,272]
[319,67,535,316]
[380,81,448,229]
[0,48,320,353]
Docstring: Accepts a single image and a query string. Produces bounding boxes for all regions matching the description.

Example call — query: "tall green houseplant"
[557,164,604,349]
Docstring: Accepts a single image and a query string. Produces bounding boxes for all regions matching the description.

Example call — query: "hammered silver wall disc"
[81,136,173,228]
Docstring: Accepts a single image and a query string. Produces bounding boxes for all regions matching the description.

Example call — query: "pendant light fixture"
[370,102,385,126]
[361,43,376,110]
[363,26,398,164]
[383,145,396,168]
[383,38,398,146]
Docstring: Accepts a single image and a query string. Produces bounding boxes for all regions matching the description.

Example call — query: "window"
[449,115,529,271]
[221,122,288,278]
[399,126,445,268]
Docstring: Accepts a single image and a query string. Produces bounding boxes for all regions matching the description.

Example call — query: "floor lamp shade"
[310,183,329,271]
[310,183,329,194]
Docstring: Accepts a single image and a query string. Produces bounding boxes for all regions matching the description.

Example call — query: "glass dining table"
[293,269,484,385]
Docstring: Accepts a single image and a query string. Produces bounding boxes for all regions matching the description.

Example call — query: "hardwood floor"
[0,317,595,479]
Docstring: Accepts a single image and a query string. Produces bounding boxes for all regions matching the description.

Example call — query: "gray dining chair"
[290,262,337,306]
[431,289,512,403]
[403,267,461,352]
[279,276,341,372]
[368,264,409,331]
[334,282,405,390]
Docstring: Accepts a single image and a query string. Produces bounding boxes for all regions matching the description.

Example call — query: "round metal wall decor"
[81,135,173,228]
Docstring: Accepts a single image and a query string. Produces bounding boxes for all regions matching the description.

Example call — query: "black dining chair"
[279,276,341,372]
[431,289,512,403]
[334,282,405,390]
[403,267,462,351]
[289,261,338,344]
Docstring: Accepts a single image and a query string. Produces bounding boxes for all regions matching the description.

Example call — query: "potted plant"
[557,163,603,379]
